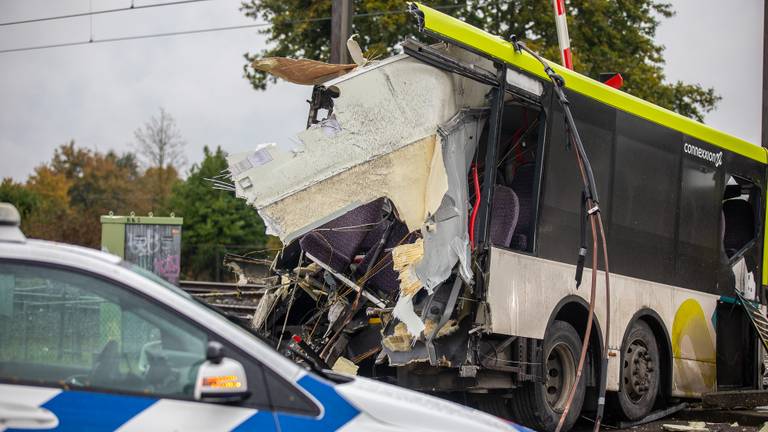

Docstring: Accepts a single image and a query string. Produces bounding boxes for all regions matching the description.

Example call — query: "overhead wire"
[0,21,274,54]
[0,4,465,55]
[0,0,216,27]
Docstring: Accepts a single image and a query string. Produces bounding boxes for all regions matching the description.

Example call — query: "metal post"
[215,248,221,282]
[476,64,507,252]
[330,0,352,64]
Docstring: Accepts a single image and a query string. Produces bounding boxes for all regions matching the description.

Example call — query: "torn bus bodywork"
[222,3,768,431]
[227,37,548,392]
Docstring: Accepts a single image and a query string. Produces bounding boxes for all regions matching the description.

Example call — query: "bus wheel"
[471,394,512,419]
[511,320,585,431]
[618,320,660,420]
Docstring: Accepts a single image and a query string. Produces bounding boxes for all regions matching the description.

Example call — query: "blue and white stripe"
[0,374,359,432]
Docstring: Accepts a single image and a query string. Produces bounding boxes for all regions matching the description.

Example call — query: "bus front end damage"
[227,44,543,389]
[217,3,768,430]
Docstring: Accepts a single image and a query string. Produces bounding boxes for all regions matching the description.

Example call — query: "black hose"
[594,216,611,431]
[512,38,611,432]
[576,191,587,287]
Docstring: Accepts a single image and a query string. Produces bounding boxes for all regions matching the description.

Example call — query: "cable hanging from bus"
[511,37,612,432]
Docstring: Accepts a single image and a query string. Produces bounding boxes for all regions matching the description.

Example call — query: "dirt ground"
[612,419,756,432]
[573,414,764,432]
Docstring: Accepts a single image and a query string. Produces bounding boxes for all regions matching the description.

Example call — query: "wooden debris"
[392,239,424,297]
[252,57,356,85]
[331,356,359,375]
[662,422,708,432]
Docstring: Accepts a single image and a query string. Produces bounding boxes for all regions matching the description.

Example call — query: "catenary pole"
[330,0,352,64]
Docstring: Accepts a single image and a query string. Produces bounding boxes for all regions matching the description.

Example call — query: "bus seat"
[723,199,755,257]
[355,219,411,294]
[510,233,528,251]
[356,202,392,252]
[300,198,384,272]
[489,185,520,248]
[511,163,535,250]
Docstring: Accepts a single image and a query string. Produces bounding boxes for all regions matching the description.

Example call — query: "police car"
[0,203,528,431]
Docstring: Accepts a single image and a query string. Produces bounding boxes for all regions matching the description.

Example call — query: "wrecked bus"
[225,4,768,431]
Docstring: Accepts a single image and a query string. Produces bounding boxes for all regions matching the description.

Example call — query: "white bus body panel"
[487,247,718,397]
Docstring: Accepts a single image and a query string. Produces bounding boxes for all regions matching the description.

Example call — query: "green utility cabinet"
[100,213,183,285]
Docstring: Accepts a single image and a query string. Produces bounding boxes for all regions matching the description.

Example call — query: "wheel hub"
[545,342,576,412]
[623,340,654,403]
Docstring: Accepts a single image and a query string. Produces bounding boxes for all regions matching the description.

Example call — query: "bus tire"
[471,394,511,419]
[511,320,585,431]
[618,320,660,420]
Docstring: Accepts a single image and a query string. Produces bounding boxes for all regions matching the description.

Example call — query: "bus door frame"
[401,37,549,299]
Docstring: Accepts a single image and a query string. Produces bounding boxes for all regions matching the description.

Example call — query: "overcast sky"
[0,0,763,182]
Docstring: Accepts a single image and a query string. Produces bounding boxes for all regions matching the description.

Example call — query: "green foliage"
[5,141,268,282]
[169,146,269,280]
[45,142,148,247]
[0,178,40,222]
[241,0,719,121]
[4,140,177,248]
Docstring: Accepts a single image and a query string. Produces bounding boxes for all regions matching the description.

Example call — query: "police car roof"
[0,202,26,243]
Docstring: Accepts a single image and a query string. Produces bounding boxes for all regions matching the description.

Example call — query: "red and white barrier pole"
[552,0,573,70]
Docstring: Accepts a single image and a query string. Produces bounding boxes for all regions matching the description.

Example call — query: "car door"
[0,260,279,431]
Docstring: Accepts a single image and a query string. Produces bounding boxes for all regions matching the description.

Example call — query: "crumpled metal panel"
[390,110,486,337]
[414,109,487,291]
[253,135,440,244]
[228,49,488,242]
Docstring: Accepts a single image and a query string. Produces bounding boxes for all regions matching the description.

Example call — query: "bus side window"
[722,176,758,259]
[677,143,721,292]
[490,104,541,251]
[611,112,679,284]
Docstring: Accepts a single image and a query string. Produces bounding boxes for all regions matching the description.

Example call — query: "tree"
[134,108,186,170]
[23,166,72,242]
[241,0,719,121]
[169,146,270,281]
[18,141,149,248]
[0,178,41,232]
[137,166,180,214]
[133,108,185,210]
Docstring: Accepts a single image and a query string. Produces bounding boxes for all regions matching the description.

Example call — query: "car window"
[121,261,193,300]
[0,261,206,398]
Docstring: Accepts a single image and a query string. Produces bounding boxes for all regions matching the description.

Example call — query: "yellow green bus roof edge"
[411,2,768,165]
[412,3,768,286]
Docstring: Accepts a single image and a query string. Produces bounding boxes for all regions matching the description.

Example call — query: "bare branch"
[133,107,187,169]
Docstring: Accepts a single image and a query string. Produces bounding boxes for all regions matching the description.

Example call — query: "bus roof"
[410,3,768,164]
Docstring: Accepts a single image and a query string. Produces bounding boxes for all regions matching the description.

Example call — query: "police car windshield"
[121,262,194,300]
[120,263,342,379]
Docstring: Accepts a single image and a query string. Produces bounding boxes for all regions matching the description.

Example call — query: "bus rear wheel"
[618,320,660,420]
[510,320,585,431]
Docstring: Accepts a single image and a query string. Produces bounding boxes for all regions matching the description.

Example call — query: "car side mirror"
[193,341,249,402]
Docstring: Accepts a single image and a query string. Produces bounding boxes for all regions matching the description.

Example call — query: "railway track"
[179,280,266,294]
[179,280,267,320]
